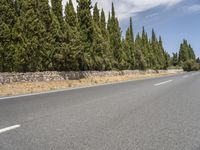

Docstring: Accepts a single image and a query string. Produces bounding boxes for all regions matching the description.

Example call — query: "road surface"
[0,72,200,150]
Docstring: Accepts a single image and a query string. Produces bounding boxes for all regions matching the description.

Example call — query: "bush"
[183,60,199,71]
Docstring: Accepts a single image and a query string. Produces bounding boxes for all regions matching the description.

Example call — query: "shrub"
[183,60,199,71]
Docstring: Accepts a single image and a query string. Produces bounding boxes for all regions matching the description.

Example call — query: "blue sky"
[119,0,200,57]
[64,0,200,57]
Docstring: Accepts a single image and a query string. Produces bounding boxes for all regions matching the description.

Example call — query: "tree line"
[171,39,200,71]
[0,0,198,72]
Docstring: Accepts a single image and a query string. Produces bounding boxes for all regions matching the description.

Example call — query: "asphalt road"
[0,72,200,150]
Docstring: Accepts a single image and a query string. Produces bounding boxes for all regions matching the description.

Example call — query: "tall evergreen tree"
[51,0,63,29]
[141,27,148,65]
[122,18,135,69]
[179,39,196,64]
[36,0,57,71]
[129,18,134,43]
[100,9,108,39]
[0,0,16,72]
[93,3,100,25]
[158,36,167,69]
[100,9,106,32]
[196,57,200,63]
[62,0,82,71]
[108,3,121,68]
[171,52,179,66]
[135,33,147,70]
[15,0,48,71]
[77,0,94,70]
[65,0,77,27]
[150,29,161,69]
[77,0,93,44]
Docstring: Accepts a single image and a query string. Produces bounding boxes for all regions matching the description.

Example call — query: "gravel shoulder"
[0,72,181,97]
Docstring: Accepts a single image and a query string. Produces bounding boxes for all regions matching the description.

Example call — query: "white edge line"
[154,80,173,86]
[0,125,21,134]
[0,74,179,100]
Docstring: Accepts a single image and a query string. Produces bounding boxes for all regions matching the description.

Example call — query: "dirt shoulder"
[0,71,182,97]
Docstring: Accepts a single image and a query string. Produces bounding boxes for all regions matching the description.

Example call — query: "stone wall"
[0,69,183,85]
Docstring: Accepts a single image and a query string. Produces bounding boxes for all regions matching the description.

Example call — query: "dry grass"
[0,72,177,96]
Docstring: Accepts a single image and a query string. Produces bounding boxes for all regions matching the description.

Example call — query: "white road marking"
[0,125,21,134]
[154,80,173,86]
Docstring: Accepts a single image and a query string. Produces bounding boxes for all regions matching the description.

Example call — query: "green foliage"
[51,0,63,29]
[1,1,197,72]
[93,3,100,25]
[183,59,199,72]
[65,0,77,27]
[108,3,121,68]
[77,0,94,70]
[176,39,198,71]
[135,33,147,70]
[171,52,179,66]
[179,39,196,63]
[121,18,135,69]
[0,0,16,72]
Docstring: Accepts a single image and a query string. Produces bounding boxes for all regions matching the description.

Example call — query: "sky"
[63,0,200,57]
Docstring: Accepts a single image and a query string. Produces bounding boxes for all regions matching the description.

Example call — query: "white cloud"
[145,13,159,18]
[63,0,183,20]
[186,4,200,13]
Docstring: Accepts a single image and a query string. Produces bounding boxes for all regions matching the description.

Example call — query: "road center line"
[154,80,173,86]
[0,125,21,134]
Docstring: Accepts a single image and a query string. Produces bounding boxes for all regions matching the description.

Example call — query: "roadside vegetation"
[0,0,199,72]
[170,40,200,71]
[0,0,171,72]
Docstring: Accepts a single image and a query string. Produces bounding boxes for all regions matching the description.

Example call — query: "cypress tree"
[49,10,65,71]
[158,36,166,69]
[109,3,121,67]
[135,33,147,70]
[188,44,195,60]
[92,22,112,70]
[100,9,106,33]
[107,12,111,33]
[77,0,94,70]
[196,57,200,63]
[51,0,63,29]
[37,0,57,71]
[179,39,196,65]
[0,0,16,72]
[179,40,190,63]
[150,29,160,69]
[119,39,130,70]
[16,0,47,72]
[100,9,109,41]
[62,0,82,71]
[123,18,135,69]
[141,27,148,66]
[92,4,112,70]
[129,18,134,43]
[65,0,77,27]
[93,3,100,25]
[100,9,113,70]
[171,52,179,66]
[77,0,93,44]
[129,17,135,69]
